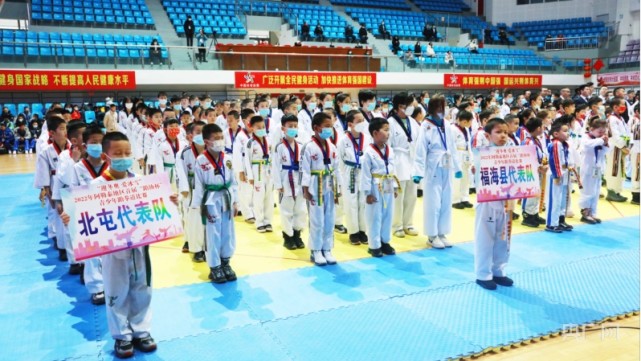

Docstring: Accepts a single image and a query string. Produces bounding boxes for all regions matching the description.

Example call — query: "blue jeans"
[14,138,34,151]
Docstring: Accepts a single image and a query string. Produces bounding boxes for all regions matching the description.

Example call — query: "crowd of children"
[30,85,639,357]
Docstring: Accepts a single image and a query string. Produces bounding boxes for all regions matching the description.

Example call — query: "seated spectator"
[391,36,401,54]
[445,50,456,68]
[557,33,565,49]
[358,25,368,44]
[13,121,32,154]
[545,34,552,50]
[29,118,41,148]
[429,25,437,41]
[301,21,311,42]
[414,41,422,57]
[499,29,508,45]
[345,24,356,43]
[150,38,163,65]
[468,39,479,54]
[19,106,31,121]
[1,107,13,123]
[71,105,82,120]
[484,28,492,44]
[404,50,416,68]
[314,22,325,42]
[378,20,389,40]
[0,122,14,153]
[424,42,436,57]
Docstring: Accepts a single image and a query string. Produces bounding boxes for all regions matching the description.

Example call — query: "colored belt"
[282,164,299,198]
[344,161,361,194]
[251,159,270,182]
[163,162,176,183]
[372,173,401,208]
[201,182,233,225]
[310,168,337,206]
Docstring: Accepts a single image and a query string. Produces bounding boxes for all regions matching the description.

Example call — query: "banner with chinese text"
[444,73,542,89]
[477,145,540,202]
[61,173,183,261]
[0,69,136,91]
[234,71,376,89]
[597,71,639,87]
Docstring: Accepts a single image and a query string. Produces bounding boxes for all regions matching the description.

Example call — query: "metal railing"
[542,35,602,51]
[1,39,639,73]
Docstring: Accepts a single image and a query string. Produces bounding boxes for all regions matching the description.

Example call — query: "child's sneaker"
[69,263,82,275]
[368,247,383,257]
[545,226,563,233]
[132,336,157,353]
[257,226,267,233]
[558,216,573,231]
[114,339,134,359]
[404,227,418,236]
[349,233,361,245]
[245,217,256,224]
[265,224,273,232]
[334,225,347,234]
[323,250,337,265]
[493,276,514,287]
[438,234,452,248]
[294,230,305,249]
[209,266,227,283]
[393,229,405,238]
[380,242,396,255]
[311,250,327,266]
[452,202,465,209]
[193,251,205,262]
[476,279,497,290]
[221,258,237,281]
[91,291,105,305]
[428,236,445,249]
[283,232,297,250]
[58,249,68,262]
[182,242,189,253]
[462,201,474,208]
[358,231,369,244]
[521,213,539,228]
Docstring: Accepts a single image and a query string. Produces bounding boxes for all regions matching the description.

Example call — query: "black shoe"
[358,231,369,245]
[536,215,546,224]
[521,214,539,228]
[452,202,465,209]
[512,212,520,220]
[417,189,423,198]
[236,210,242,217]
[462,201,474,208]
[283,232,297,250]
[182,242,189,253]
[349,233,361,245]
[91,291,105,305]
[209,266,227,284]
[606,189,627,202]
[580,216,597,224]
[193,251,205,262]
[257,225,267,233]
[58,249,68,262]
[593,217,602,224]
[132,336,157,353]
[221,258,237,281]
[293,229,305,249]
[368,247,383,257]
[632,192,640,205]
[380,242,396,255]
[493,276,514,287]
[545,226,563,233]
[114,339,134,359]
[265,224,273,232]
[476,279,497,290]
[559,216,573,231]
[69,263,82,275]
[469,187,476,194]
[334,225,347,234]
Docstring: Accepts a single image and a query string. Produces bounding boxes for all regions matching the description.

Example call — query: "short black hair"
[312,111,331,128]
[281,114,298,126]
[357,90,376,105]
[550,120,567,137]
[587,96,602,107]
[479,109,494,123]
[148,108,162,118]
[556,114,574,126]
[250,115,265,127]
[202,123,222,140]
[227,110,240,119]
[457,110,473,122]
[240,108,255,120]
[588,117,607,130]
[67,120,87,140]
[46,115,66,133]
[345,109,361,124]
[484,118,507,134]
[102,131,129,153]
[187,120,206,134]
[575,104,588,113]
[561,98,575,108]
[392,92,414,111]
[368,117,388,136]
[504,114,519,124]
[82,124,104,143]
[163,118,180,128]
[525,117,543,133]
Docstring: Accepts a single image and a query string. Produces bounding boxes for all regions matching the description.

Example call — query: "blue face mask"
[424,98,430,106]
[320,127,334,139]
[308,102,317,111]
[86,144,102,158]
[193,134,204,145]
[324,100,333,109]
[297,104,302,112]
[521,98,528,106]
[255,128,267,138]
[505,97,513,104]
[109,156,133,172]
[193,101,200,107]
[173,104,181,112]
[366,102,376,112]
[259,108,270,117]
[341,104,352,113]
[286,128,298,138]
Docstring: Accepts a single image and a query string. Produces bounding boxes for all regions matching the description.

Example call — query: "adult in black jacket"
[184,15,195,47]
[345,24,356,43]
[358,25,368,44]
[301,21,310,41]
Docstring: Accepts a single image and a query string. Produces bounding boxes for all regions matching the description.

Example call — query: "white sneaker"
[322,250,337,265]
[429,236,445,249]
[311,250,327,266]
[404,227,418,236]
[438,234,452,248]
[394,229,405,238]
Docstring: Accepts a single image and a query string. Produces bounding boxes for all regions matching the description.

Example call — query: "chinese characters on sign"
[476,145,540,202]
[444,73,542,89]
[61,173,183,261]
[0,70,136,91]
[234,71,376,89]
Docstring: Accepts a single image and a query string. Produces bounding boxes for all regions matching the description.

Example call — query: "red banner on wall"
[443,73,543,89]
[0,70,136,91]
[597,71,639,87]
[234,71,376,89]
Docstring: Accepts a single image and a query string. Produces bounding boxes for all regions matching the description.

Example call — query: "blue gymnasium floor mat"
[0,173,638,360]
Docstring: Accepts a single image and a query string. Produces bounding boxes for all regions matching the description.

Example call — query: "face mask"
[193,101,200,107]
[297,104,302,112]
[505,97,513,104]
[255,128,267,138]
[324,100,333,109]
[405,106,415,117]
[286,128,298,138]
[341,104,352,113]
[437,112,444,119]
[173,105,181,112]
[618,105,627,114]
[308,102,317,111]
[109,156,133,172]
[520,98,528,106]
[259,108,270,117]
[125,103,133,110]
[159,99,168,105]
[490,102,497,107]
[140,114,147,122]
[474,106,481,113]
[213,140,225,153]
[354,121,368,134]
[598,105,605,113]
[86,144,102,158]
[320,127,334,139]
[168,128,181,138]
[366,102,376,112]
[203,101,211,109]
[193,134,204,145]
[424,98,430,106]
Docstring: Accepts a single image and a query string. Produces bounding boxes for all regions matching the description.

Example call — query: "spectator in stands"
[404,50,416,68]
[425,42,435,58]
[468,39,479,54]
[498,28,508,45]
[150,38,162,65]
[197,28,208,63]
[484,27,492,44]
[19,106,31,121]
[1,107,13,124]
[423,23,433,42]
[414,41,422,57]
[445,50,456,68]
[545,34,552,50]
[358,25,368,44]
[345,24,356,43]
[184,15,195,47]
[556,33,565,49]
[301,21,311,42]
[12,121,31,154]
[0,122,14,153]
[71,105,81,121]
[391,36,401,54]
[314,22,325,42]
[29,118,41,147]
[378,20,389,40]
[104,103,119,133]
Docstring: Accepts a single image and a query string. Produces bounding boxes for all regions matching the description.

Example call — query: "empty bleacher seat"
[30,0,155,29]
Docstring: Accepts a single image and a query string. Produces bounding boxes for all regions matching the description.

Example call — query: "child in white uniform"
[579,117,610,224]
[243,116,274,232]
[451,110,473,209]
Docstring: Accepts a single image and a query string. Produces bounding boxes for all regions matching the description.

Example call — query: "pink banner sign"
[477,145,540,202]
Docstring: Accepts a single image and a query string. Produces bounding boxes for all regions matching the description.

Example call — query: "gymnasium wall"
[485,0,597,25]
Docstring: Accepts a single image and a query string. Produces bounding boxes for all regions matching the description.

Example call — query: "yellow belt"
[251,159,270,182]
[372,173,401,208]
[311,168,336,206]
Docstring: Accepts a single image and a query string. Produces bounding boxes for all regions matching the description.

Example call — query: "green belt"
[163,162,175,183]
[201,182,233,225]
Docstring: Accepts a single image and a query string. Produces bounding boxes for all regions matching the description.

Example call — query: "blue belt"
[225,147,232,154]
[282,164,299,171]
[344,160,361,169]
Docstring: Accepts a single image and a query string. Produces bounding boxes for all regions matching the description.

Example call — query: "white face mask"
[125,103,133,110]
[354,121,368,134]
[405,106,415,117]
[212,139,225,152]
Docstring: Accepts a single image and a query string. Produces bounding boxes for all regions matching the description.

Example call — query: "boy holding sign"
[62,132,179,358]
